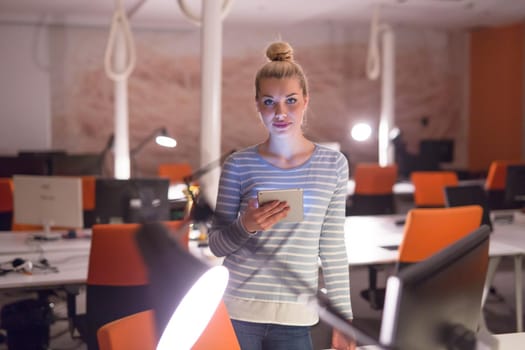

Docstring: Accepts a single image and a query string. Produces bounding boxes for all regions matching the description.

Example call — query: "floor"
[1,195,522,349]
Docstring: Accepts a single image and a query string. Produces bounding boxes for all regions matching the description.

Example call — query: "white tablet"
[257,188,304,223]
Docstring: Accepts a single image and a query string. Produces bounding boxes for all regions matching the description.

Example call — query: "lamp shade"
[131,127,176,157]
[134,222,228,349]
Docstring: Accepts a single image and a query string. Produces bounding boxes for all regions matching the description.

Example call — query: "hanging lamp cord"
[104,0,137,82]
[366,5,381,80]
[176,0,234,26]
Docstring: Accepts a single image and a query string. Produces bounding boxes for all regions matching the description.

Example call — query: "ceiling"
[0,0,524,30]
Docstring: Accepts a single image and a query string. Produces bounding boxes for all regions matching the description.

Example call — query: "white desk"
[0,232,90,317]
[0,231,91,255]
[356,332,525,350]
[346,178,486,196]
[0,250,88,290]
[344,213,525,332]
[347,180,414,197]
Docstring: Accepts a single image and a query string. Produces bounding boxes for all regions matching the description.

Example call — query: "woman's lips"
[273,122,291,128]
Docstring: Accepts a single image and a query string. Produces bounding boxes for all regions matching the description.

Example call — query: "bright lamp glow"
[156,135,177,148]
[156,266,229,350]
[351,123,372,142]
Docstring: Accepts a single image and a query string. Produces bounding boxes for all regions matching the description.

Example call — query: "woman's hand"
[332,328,356,350]
[241,198,290,232]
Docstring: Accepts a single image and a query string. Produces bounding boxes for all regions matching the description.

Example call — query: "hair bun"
[266,41,294,62]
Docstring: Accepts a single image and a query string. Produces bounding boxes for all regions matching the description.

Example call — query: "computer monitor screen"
[52,154,103,176]
[13,175,84,232]
[420,139,454,163]
[444,185,492,231]
[505,165,525,208]
[379,225,490,350]
[94,178,170,224]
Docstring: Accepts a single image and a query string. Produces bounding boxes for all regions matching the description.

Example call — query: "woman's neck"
[258,137,315,169]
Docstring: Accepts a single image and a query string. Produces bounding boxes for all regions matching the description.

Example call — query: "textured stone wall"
[50,24,467,176]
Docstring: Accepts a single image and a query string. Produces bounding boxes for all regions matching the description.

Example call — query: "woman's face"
[256,77,308,138]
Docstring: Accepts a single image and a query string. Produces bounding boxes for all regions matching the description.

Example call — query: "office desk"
[347,180,414,197]
[346,178,486,196]
[0,231,91,255]
[0,250,88,290]
[344,213,525,332]
[355,332,525,350]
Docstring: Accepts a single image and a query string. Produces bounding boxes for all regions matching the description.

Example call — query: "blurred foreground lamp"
[135,222,229,350]
[131,127,177,157]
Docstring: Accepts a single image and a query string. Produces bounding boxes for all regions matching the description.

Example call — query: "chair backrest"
[485,160,525,190]
[398,205,483,264]
[0,178,13,212]
[158,163,193,184]
[97,302,240,350]
[354,163,398,195]
[192,301,241,350]
[82,176,96,211]
[410,171,459,207]
[97,310,157,350]
[0,178,14,230]
[348,163,398,216]
[86,221,189,350]
[484,160,525,210]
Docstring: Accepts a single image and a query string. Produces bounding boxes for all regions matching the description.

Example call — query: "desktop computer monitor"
[13,175,84,233]
[444,185,492,231]
[379,225,490,350]
[419,139,454,163]
[505,165,525,209]
[94,178,170,224]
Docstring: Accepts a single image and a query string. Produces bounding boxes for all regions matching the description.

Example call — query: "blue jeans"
[231,320,313,350]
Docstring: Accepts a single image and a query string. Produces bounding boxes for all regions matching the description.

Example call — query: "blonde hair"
[255,41,309,99]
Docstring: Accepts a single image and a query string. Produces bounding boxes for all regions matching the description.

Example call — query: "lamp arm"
[130,127,165,157]
[183,150,235,203]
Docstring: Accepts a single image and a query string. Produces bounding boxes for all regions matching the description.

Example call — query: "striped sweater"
[208,144,353,325]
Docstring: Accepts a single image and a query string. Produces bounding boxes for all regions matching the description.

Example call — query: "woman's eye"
[263,99,274,106]
[286,97,297,104]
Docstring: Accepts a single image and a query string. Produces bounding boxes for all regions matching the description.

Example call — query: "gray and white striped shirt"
[209,144,352,325]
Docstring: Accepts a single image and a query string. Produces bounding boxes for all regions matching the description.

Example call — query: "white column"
[113,28,131,179]
[200,0,222,208]
[378,27,395,166]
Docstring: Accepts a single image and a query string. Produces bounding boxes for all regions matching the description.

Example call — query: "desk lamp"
[131,127,177,157]
[135,222,228,350]
[130,127,177,177]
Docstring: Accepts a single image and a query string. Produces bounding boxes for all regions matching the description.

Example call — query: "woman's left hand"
[332,328,356,350]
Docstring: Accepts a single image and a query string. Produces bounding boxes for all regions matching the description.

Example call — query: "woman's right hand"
[241,198,290,232]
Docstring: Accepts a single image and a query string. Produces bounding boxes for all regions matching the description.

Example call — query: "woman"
[208,41,355,350]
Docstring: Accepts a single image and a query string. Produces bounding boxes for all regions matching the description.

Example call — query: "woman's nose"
[275,102,287,117]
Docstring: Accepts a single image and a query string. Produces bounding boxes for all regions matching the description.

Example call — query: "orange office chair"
[158,163,193,185]
[82,176,96,227]
[97,302,240,350]
[347,163,398,215]
[484,160,525,210]
[79,220,189,350]
[0,178,14,230]
[97,310,157,350]
[410,171,459,208]
[397,205,483,264]
[362,205,483,310]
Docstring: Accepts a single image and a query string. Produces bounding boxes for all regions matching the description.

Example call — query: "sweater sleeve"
[318,154,353,320]
[208,156,254,257]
